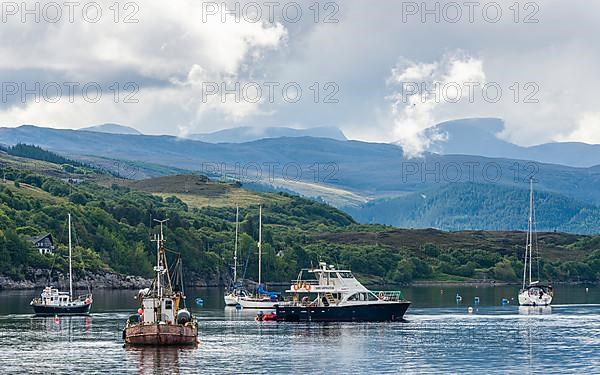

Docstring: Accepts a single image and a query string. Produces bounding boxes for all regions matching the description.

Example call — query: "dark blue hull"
[275,302,410,322]
[31,303,91,316]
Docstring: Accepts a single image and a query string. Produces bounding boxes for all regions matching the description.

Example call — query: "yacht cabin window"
[338,272,354,278]
[348,292,379,301]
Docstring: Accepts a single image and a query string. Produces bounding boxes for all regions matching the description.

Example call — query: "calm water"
[1,286,600,374]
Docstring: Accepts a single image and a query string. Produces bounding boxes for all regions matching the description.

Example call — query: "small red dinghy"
[256,311,277,321]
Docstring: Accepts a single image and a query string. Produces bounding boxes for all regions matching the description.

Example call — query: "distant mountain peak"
[424,117,600,168]
[188,125,347,143]
[79,123,142,135]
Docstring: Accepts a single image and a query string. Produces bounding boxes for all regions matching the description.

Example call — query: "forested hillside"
[0,158,355,285]
[1,152,600,287]
[346,183,600,234]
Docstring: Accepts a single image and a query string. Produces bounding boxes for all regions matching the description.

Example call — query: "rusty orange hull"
[124,323,198,346]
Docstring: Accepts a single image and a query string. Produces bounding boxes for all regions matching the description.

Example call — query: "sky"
[0,0,599,154]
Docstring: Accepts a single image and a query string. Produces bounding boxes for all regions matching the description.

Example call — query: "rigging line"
[70,213,92,294]
[533,190,540,281]
[71,214,81,292]
[177,256,187,309]
[163,247,181,255]
[242,240,252,282]
[47,215,68,284]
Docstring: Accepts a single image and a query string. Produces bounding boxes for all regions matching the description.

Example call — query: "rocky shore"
[0,268,230,290]
[0,268,151,290]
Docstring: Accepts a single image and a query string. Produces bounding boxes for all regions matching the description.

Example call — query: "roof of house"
[27,233,53,245]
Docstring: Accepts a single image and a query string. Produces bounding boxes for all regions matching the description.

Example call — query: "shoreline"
[1,274,595,291]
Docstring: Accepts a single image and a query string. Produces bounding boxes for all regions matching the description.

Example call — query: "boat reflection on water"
[518,305,552,315]
[223,305,254,319]
[125,346,193,375]
[29,315,93,338]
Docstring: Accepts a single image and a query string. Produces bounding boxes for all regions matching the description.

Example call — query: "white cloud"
[1,0,600,147]
[387,53,486,157]
[0,0,288,131]
[557,112,600,144]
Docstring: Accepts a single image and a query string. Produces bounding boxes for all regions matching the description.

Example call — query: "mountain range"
[426,118,600,168]
[188,125,347,143]
[0,122,598,234]
[79,123,143,135]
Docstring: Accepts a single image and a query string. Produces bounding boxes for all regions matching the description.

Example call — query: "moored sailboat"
[224,204,250,306]
[518,178,553,306]
[123,219,198,346]
[30,213,93,316]
[237,205,283,309]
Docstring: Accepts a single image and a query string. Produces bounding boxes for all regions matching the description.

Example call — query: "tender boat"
[518,177,553,306]
[225,287,251,306]
[123,219,198,346]
[30,213,93,316]
[237,285,284,309]
[236,205,282,309]
[274,262,410,322]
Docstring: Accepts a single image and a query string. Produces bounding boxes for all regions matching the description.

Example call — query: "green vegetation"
[0,164,353,283]
[1,153,600,286]
[346,182,600,235]
[312,231,600,284]
[5,143,116,177]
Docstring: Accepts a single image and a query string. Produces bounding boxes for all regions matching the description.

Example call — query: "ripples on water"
[1,288,599,374]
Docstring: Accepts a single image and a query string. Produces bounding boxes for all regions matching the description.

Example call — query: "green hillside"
[1,152,600,286]
[346,183,600,234]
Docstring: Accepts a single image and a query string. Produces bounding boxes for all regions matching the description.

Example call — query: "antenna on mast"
[258,205,262,286]
[68,213,73,300]
[152,219,169,299]
[234,204,239,285]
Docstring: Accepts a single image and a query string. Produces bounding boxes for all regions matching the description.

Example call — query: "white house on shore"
[28,233,55,255]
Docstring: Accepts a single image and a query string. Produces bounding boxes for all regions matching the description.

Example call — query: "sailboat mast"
[528,177,533,285]
[153,219,168,300]
[68,213,73,300]
[159,221,164,299]
[234,205,239,284]
[258,205,262,286]
[522,235,528,289]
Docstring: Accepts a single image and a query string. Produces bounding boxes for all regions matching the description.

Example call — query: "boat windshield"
[348,292,379,301]
[338,272,354,278]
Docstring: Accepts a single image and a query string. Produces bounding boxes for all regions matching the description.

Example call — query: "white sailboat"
[30,213,93,316]
[518,178,553,306]
[224,205,250,306]
[237,205,282,309]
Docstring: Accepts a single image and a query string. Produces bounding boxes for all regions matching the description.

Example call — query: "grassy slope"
[111,173,596,283]
[2,152,599,284]
[315,229,587,263]
[120,174,291,208]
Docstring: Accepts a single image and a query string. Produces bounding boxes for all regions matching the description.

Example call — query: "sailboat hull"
[124,323,198,346]
[224,294,239,306]
[237,298,278,309]
[275,301,411,322]
[31,303,91,316]
[518,290,552,306]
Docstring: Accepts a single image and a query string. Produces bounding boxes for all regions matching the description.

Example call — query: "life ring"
[293,283,300,291]
[378,291,385,299]
[304,283,312,292]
